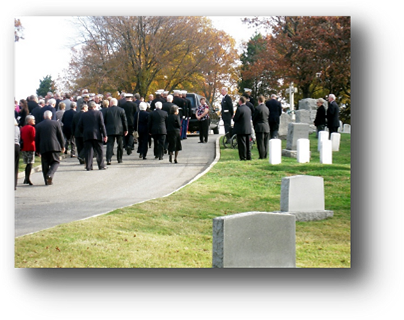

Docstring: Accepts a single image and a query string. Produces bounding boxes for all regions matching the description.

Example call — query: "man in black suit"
[233,96,252,161]
[150,92,166,111]
[265,94,283,139]
[121,93,138,155]
[72,104,88,164]
[31,99,44,123]
[253,95,270,159]
[244,88,256,107]
[78,101,108,171]
[28,95,39,113]
[148,101,168,160]
[181,91,191,139]
[220,87,234,139]
[103,98,128,165]
[61,101,77,157]
[35,110,65,185]
[327,94,340,138]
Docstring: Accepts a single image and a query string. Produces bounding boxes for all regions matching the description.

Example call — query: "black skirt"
[167,129,182,152]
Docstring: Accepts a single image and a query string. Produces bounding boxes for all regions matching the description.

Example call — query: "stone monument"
[212,212,296,268]
[282,123,310,158]
[279,175,334,222]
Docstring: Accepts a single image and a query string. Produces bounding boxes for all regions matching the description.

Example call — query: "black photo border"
[2,5,400,316]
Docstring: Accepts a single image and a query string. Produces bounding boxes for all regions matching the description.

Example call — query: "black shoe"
[46,176,52,185]
[28,180,33,186]
[107,161,111,165]
[118,160,122,163]
[139,154,142,158]
[127,149,132,155]
[159,157,163,160]
[143,157,147,160]
[169,155,172,163]
[174,159,178,164]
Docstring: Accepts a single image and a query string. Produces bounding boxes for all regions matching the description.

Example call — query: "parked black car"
[186,93,220,134]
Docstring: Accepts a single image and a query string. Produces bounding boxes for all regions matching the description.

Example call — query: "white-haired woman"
[134,102,150,159]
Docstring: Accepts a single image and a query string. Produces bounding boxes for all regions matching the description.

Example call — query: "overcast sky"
[14,16,267,100]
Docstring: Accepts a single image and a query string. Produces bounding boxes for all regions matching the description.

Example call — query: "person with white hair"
[134,102,150,160]
[38,98,57,123]
[327,94,340,138]
[35,110,65,185]
[148,101,168,160]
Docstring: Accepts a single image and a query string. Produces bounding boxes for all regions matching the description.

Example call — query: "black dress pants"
[199,119,209,142]
[41,151,61,183]
[153,134,166,159]
[106,135,123,163]
[84,139,105,170]
[255,131,269,159]
[236,134,251,160]
[269,122,279,139]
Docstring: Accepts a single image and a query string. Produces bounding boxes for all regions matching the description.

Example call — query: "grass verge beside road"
[15,133,351,268]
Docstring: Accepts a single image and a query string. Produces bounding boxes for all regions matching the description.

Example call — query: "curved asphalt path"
[15,134,221,237]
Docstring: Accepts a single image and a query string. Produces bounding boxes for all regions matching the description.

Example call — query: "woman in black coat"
[166,105,182,163]
[134,102,150,160]
[314,98,327,138]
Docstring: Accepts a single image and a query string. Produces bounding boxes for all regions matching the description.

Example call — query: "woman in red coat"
[20,115,36,185]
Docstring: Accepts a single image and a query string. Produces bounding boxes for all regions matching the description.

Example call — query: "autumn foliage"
[241,16,351,107]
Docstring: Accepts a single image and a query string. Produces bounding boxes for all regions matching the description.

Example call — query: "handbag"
[133,112,140,141]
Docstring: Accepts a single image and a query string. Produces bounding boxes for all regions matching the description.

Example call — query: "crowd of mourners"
[14,88,203,189]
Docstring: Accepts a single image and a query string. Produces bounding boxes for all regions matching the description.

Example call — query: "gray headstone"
[279,112,293,137]
[279,175,333,222]
[286,123,309,150]
[295,109,311,124]
[212,212,296,268]
[298,98,318,111]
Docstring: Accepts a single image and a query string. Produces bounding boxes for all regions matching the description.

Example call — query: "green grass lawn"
[15,133,351,268]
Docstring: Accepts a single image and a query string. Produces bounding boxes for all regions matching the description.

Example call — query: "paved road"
[15,135,220,237]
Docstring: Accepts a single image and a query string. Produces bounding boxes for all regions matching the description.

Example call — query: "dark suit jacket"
[121,101,138,130]
[150,97,166,110]
[61,109,77,135]
[148,109,168,135]
[78,109,107,141]
[314,105,326,126]
[266,99,282,124]
[253,103,270,133]
[72,111,85,138]
[28,100,39,113]
[221,95,234,120]
[167,114,181,133]
[327,101,340,128]
[183,97,191,118]
[31,106,43,124]
[103,106,128,136]
[35,119,64,154]
[233,104,252,135]
[172,97,185,117]
[39,105,57,123]
[134,110,149,135]
[162,102,175,115]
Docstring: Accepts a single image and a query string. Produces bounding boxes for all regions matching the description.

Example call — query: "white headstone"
[343,124,351,134]
[297,138,310,163]
[269,139,282,165]
[338,120,343,132]
[318,131,329,151]
[331,132,341,151]
[320,140,332,164]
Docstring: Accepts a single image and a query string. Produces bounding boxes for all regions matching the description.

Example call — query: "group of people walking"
[14,89,195,188]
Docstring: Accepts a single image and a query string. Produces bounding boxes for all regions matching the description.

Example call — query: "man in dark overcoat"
[253,95,270,159]
[233,96,252,161]
[148,101,168,160]
[103,98,128,165]
[327,94,340,138]
[78,101,108,171]
[35,110,65,185]
[265,94,283,139]
[121,93,138,154]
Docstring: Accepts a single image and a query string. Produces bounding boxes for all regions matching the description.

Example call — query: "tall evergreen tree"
[36,75,55,97]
